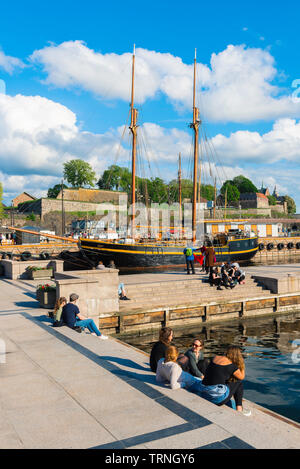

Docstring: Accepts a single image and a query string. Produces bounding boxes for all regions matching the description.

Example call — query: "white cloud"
[1,92,300,209]
[0,50,25,74]
[211,118,300,164]
[30,41,300,123]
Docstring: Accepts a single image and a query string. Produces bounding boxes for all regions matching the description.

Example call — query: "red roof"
[256,192,268,200]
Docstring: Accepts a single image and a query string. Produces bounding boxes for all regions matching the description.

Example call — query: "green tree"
[63,159,96,188]
[284,195,297,214]
[26,212,36,221]
[220,180,240,202]
[148,178,168,203]
[168,179,193,202]
[47,183,68,199]
[97,165,131,193]
[232,175,258,194]
[0,182,3,219]
[201,184,215,201]
[268,195,277,206]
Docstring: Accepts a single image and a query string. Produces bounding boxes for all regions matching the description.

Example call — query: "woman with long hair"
[156,345,201,390]
[150,327,173,372]
[53,297,67,325]
[201,345,250,416]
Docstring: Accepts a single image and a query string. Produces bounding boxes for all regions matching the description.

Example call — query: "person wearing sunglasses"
[183,339,210,379]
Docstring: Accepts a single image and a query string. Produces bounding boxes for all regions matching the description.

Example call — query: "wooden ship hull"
[80,237,258,268]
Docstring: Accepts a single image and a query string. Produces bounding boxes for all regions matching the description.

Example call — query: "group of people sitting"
[209,262,246,291]
[150,326,251,416]
[51,294,108,339]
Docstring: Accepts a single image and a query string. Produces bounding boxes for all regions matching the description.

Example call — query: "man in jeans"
[183,247,201,275]
[62,293,108,339]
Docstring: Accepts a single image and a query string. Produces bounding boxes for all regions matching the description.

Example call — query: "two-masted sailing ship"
[79,47,258,268]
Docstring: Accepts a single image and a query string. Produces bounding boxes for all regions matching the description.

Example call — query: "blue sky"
[1,0,300,209]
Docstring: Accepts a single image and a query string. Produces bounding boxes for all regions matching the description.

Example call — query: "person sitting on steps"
[95,261,106,270]
[150,327,173,372]
[209,267,223,290]
[221,262,235,289]
[62,293,108,339]
[156,345,202,390]
[52,296,67,327]
[119,283,130,300]
[200,345,251,416]
[233,266,246,285]
[182,339,210,379]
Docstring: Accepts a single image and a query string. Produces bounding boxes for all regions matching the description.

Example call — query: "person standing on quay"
[205,241,215,275]
[183,246,201,275]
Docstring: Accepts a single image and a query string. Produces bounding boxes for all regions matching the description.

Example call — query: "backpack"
[185,248,193,257]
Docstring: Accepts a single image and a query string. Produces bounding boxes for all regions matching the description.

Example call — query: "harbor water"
[124,312,300,424]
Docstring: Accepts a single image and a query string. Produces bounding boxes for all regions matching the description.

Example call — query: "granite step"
[125,283,268,299]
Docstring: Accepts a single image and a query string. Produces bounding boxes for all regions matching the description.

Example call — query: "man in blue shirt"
[183,247,200,275]
[62,293,108,339]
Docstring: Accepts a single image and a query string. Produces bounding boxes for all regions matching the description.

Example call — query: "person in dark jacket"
[209,267,223,290]
[150,327,173,372]
[204,241,215,275]
[184,339,210,378]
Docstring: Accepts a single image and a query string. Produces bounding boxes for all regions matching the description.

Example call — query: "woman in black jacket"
[150,327,173,372]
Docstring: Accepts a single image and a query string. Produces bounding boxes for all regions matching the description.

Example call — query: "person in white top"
[156,346,202,390]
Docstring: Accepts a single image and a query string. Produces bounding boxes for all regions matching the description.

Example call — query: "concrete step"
[121,289,273,309]
[125,284,267,299]
[125,278,261,291]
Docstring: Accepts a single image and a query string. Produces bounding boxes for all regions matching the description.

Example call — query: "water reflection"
[125,313,300,423]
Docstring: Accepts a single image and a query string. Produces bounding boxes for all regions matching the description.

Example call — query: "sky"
[1,0,300,210]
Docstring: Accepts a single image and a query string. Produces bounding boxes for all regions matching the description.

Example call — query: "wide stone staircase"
[119,273,273,312]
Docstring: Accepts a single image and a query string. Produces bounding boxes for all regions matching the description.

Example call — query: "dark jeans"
[209,277,222,287]
[222,274,233,288]
[186,259,195,274]
[218,381,244,407]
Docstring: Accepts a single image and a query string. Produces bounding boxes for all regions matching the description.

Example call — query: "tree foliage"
[284,195,297,214]
[232,175,258,194]
[0,182,3,219]
[97,165,218,205]
[268,195,277,206]
[220,180,240,202]
[63,159,96,188]
[47,183,68,199]
[97,165,131,193]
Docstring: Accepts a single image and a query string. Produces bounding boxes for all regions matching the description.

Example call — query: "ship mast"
[129,44,138,239]
[178,153,182,238]
[190,49,200,243]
